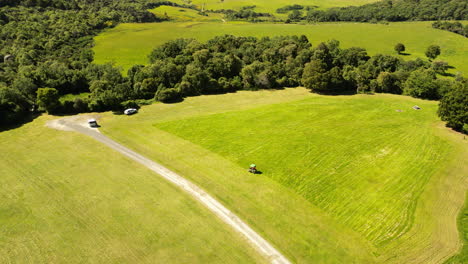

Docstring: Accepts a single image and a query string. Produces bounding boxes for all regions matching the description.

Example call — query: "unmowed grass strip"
[0,116,264,263]
[100,88,467,263]
[93,21,468,75]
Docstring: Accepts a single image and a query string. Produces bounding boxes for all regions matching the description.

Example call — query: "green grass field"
[0,116,264,263]
[93,21,468,75]
[99,88,468,263]
[150,6,224,22]
[170,0,379,13]
[445,193,468,264]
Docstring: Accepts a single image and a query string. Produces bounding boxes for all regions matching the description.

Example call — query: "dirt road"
[47,116,291,264]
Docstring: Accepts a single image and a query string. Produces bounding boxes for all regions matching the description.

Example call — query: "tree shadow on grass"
[439,72,456,77]
[399,52,411,56]
[161,97,184,104]
[0,112,41,132]
[309,89,357,96]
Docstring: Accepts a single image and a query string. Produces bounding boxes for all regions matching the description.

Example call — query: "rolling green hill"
[93,21,468,75]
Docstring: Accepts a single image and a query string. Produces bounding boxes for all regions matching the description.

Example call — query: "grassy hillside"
[99,88,468,263]
[0,116,264,263]
[169,0,379,13]
[93,21,468,75]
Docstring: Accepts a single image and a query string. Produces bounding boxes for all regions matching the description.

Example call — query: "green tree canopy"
[301,60,329,92]
[36,87,59,113]
[394,43,405,54]
[404,69,439,99]
[425,45,441,61]
[438,80,468,133]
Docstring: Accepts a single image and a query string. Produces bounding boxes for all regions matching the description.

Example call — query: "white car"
[124,108,138,115]
[88,119,98,128]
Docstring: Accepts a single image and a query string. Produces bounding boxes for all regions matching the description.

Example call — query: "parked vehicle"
[124,108,138,115]
[88,119,98,128]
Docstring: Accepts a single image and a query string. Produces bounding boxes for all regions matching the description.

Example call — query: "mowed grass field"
[169,0,379,13]
[93,21,468,75]
[99,88,468,263]
[446,193,468,264]
[0,116,264,263]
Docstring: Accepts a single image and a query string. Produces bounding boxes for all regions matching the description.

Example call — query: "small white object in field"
[124,108,138,115]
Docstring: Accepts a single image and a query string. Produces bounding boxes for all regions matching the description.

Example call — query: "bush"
[73,98,89,113]
[121,100,140,110]
[36,88,60,113]
[155,88,182,103]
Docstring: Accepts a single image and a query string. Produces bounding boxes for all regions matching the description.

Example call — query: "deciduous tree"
[36,87,59,113]
[425,45,441,61]
[394,43,405,54]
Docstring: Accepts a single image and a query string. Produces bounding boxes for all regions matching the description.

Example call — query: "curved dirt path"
[47,116,290,264]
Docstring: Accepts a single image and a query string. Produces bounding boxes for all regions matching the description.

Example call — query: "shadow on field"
[310,90,357,96]
[440,72,456,77]
[161,97,184,104]
[399,52,411,56]
[0,113,41,132]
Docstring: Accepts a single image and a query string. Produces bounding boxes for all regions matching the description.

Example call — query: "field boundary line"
[47,116,291,264]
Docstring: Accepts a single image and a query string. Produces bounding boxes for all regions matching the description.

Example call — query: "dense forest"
[306,0,468,22]
[0,0,167,124]
[0,0,467,133]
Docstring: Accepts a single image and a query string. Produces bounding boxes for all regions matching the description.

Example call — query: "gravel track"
[47,116,290,264]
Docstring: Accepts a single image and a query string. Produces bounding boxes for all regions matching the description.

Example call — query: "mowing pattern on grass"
[0,116,263,263]
[100,89,467,262]
[93,21,468,75]
[445,193,468,264]
[156,95,453,246]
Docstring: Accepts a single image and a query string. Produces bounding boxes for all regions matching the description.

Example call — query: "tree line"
[432,21,468,37]
[305,0,468,22]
